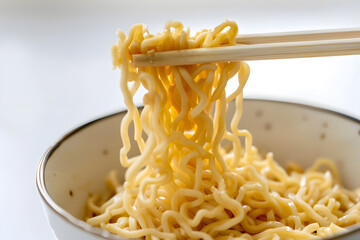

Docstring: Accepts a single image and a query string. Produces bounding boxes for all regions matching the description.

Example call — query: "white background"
[0,0,359,239]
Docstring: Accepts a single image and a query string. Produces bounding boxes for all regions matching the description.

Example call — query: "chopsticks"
[132,28,360,67]
[235,28,360,44]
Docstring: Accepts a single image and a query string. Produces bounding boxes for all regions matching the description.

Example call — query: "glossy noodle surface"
[86,21,360,240]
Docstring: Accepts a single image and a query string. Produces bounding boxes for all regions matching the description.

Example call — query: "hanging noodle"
[86,21,360,240]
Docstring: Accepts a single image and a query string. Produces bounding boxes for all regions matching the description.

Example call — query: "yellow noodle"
[86,21,360,239]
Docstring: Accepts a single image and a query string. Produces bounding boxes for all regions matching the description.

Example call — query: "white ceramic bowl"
[36,99,360,240]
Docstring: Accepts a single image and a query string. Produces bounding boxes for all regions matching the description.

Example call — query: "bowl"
[36,99,360,240]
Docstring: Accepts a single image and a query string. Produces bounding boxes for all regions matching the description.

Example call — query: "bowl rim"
[36,98,360,240]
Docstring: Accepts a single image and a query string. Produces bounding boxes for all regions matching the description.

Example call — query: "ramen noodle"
[86,21,360,240]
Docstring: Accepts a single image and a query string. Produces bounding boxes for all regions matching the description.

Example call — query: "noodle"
[86,21,360,240]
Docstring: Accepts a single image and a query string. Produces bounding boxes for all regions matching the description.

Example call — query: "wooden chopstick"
[235,28,360,44]
[132,28,360,67]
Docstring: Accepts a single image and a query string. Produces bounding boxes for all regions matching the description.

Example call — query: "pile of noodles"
[86,21,360,240]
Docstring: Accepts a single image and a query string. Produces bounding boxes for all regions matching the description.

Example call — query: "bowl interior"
[42,99,360,231]
[44,113,127,220]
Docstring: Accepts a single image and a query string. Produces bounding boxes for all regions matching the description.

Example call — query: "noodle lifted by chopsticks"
[86,21,360,240]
